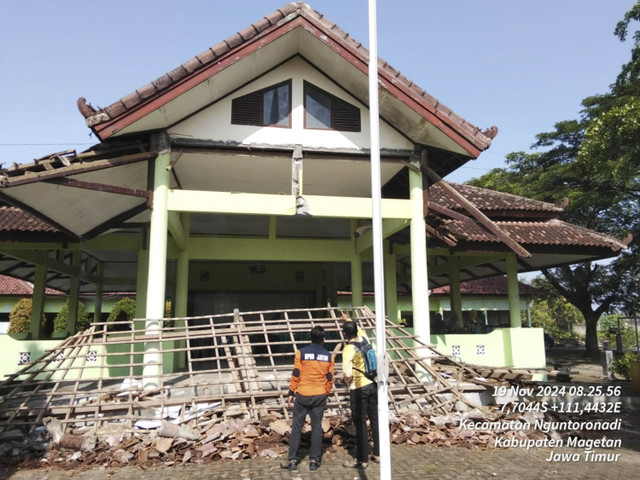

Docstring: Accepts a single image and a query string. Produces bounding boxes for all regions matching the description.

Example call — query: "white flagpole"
[368,0,392,478]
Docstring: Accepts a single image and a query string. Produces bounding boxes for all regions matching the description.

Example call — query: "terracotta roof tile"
[252,17,271,33]
[182,57,203,74]
[82,2,493,153]
[444,217,627,251]
[430,276,538,296]
[0,206,58,233]
[238,25,259,42]
[0,274,64,296]
[223,33,244,50]
[431,182,562,214]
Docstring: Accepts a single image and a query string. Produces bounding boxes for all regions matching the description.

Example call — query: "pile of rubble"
[1,400,614,471]
[5,305,598,471]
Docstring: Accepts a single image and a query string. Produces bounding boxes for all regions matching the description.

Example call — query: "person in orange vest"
[281,325,335,471]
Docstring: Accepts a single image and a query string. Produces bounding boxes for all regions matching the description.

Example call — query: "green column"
[384,240,398,323]
[174,213,190,318]
[506,253,521,328]
[350,255,363,307]
[329,263,338,308]
[93,263,104,325]
[350,220,363,307]
[136,247,149,320]
[144,133,171,390]
[66,251,81,334]
[409,167,430,342]
[31,263,47,339]
[448,255,463,328]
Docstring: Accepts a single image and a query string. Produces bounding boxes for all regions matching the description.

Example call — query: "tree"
[106,298,136,331]
[468,3,640,354]
[53,300,91,334]
[528,277,583,341]
[8,298,46,336]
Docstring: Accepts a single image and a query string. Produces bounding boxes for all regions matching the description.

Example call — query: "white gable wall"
[168,57,413,152]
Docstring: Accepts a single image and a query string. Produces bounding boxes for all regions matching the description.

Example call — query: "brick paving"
[2,443,639,480]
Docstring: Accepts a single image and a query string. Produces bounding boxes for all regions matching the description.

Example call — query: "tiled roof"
[444,217,627,251]
[430,183,562,214]
[79,2,493,153]
[337,276,537,297]
[0,205,58,233]
[0,274,64,296]
[430,276,537,296]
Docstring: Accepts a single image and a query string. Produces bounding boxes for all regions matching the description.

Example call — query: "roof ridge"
[78,2,494,153]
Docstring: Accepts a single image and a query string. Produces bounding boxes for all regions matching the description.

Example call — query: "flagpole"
[368,0,392,478]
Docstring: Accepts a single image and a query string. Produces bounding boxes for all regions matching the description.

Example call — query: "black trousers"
[288,393,326,462]
[350,382,380,463]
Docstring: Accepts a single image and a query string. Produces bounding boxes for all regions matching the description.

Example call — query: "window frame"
[303,81,361,132]
[231,79,292,128]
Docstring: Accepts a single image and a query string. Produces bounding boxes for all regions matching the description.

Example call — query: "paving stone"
[2,443,639,480]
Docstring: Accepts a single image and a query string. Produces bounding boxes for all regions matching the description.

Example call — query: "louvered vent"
[331,99,360,132]
[231,91,262,125]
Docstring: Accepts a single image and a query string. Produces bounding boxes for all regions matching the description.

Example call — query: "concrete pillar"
[409,167,430,342]
[506,253,521,328]
[31,263,47,339]
[350,255,363,307]
[136,247,149,320]
[448,255,463,330]
[384,240,398,324]
[66,251,81,334]
[174,213,190,318]
[93,263,104,325]
[350,220,363,307]
[143,133,171,390]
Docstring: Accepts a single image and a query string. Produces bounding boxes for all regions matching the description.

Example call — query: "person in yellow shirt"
[281,326,334,471]
[342,320,380,469]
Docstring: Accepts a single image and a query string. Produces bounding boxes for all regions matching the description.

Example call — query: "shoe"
[370,455,380,463]
[343,460,367,469]
[309,460,320,471]
[281,459,297,471]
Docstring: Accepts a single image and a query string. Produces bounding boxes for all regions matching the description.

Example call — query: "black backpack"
[351,337,377,381]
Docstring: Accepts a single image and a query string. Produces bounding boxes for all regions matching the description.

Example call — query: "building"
[0,3,628,379]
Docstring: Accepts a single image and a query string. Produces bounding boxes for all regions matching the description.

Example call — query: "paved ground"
[2,443,639,480]
[3,344,639,479]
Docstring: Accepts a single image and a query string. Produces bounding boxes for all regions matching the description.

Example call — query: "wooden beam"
[423,166,531,258]
[1,152,157,188]
[43,177,151,199]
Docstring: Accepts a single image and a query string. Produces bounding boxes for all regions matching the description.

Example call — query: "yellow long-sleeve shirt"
[342,335,374,389]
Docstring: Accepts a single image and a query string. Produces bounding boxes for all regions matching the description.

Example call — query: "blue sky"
[0,0,635,182]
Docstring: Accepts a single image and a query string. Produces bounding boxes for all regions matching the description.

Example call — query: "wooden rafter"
[423,166,531,258]
[0,306,489,435]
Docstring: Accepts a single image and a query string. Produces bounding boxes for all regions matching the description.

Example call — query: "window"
[231,80,291,127]
[304,82,360,131]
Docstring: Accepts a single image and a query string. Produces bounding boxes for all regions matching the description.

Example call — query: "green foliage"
[53,300,91,334]
[612,351,640,380]
[468,3,640,353]
[106,298,137,329]
[599,314,626,335]
[528,276,584,342]
[8,298,35,334]
[599,314,638,350]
